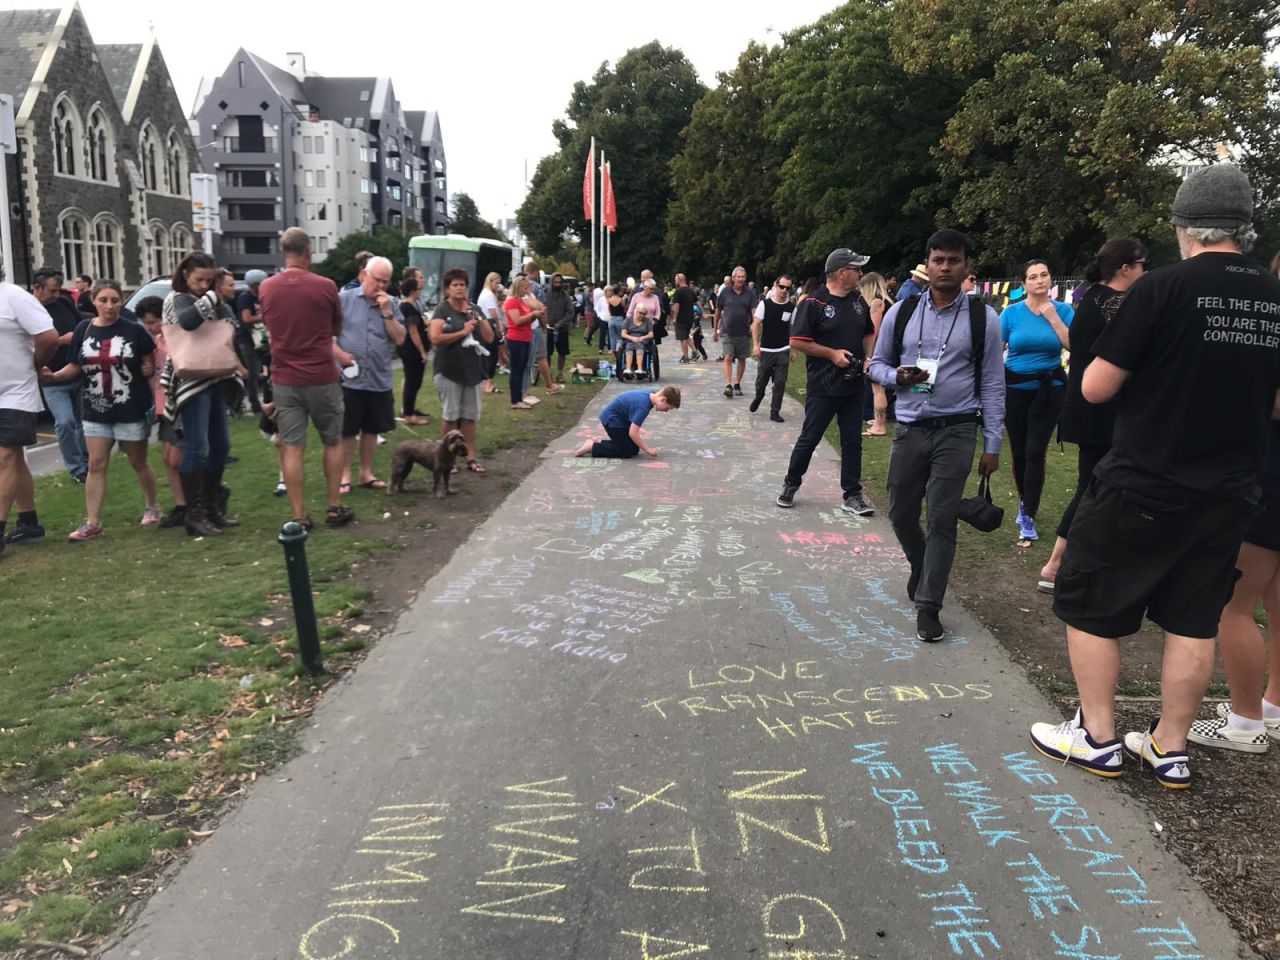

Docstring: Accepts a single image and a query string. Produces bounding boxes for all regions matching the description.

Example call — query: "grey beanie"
[1171,164,1253,230]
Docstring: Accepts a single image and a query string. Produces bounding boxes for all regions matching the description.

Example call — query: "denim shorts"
[83,419,150,442]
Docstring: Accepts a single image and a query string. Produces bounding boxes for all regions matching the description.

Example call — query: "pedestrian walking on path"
[1030,164,1280,789]
[869,229,1005,643]
[777,249,877,516]
[749,274,795,422]
[714,267,757,397]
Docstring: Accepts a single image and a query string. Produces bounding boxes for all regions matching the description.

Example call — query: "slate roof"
[303,76,377,130]
[244,49,306,105]
[97,43,142,110]
[404,109,426,143]
[0,8,59,102]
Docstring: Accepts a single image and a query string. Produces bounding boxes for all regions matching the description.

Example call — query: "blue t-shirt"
[600,390,653,430]
[1001,300,1073,389]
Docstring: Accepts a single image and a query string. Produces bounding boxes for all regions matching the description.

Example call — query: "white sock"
[1226,709,1266,733]
[1262,697,1280,721]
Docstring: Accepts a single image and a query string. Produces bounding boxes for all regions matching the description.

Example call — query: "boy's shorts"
[1054,480,1256,639]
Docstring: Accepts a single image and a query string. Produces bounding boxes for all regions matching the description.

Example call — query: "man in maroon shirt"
[260,228,353,527]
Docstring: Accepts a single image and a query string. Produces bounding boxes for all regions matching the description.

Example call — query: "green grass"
[0,363,603,947]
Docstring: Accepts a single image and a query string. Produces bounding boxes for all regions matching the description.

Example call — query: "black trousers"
[235,340,262,412]
[754,351,790,416]
[1056,441,1110,539]
[592,424,639,459]
[400,350,427,416]
[1005,384,1065,519]
[784,387,864,498]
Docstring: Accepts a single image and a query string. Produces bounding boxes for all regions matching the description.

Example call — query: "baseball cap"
[824,248,870,274]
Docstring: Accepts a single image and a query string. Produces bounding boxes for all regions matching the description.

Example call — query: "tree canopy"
[450,193,508,243]
[517,42,705,279]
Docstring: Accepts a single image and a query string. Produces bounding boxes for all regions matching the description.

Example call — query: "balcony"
[210,148,282,167]
[219,186,282,202]
[220,219,282,235]
[216,251,281,270]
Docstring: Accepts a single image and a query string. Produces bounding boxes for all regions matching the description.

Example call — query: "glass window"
[316,170,326,188]
[87,109,111,182]
[304,170,314,187]
[54,99,78,176]
[60,212,87,277]
[360,178,368,194]
[93,219,119,280]
[318,236,328,254]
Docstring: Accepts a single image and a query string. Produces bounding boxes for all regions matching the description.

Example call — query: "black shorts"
[1246,497,1280,552]
[341,388,396,437]
[551,327,570,357]
[675,323,692,342]
[0,408,38,448]
[1054,480,1257,639]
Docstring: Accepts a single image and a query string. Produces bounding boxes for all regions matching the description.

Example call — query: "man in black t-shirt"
[31,267,88,482]
[670,274,698,363]
[777,249,876,515]
[234,270,267,413]
[1032,164,1280,790]
[750,274,795,421]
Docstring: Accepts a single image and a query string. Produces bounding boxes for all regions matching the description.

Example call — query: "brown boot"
[205,466,239,529]
[179,472,222,537]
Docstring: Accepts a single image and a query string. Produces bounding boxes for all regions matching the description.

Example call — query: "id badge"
[911,358,938,394]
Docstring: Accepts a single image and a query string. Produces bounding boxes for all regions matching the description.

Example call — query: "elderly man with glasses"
[750,274,797,422]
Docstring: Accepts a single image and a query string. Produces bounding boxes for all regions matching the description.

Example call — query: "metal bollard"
[277,521,327,676]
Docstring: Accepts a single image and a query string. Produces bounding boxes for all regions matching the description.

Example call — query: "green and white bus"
[407,234,516,307]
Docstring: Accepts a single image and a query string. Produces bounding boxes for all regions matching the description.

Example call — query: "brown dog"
[389,430,469,497]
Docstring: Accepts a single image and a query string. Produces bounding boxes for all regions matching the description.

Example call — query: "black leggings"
[1056,442,1110,539]
[1005,384,1065,519]
[400,351,426,416]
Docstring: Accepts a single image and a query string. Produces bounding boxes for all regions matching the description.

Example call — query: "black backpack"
[890,295,987,397]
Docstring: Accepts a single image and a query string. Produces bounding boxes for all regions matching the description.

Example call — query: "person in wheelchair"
[619,304,654,382]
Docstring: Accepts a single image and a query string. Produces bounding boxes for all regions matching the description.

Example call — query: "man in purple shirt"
[870,229,1005,642]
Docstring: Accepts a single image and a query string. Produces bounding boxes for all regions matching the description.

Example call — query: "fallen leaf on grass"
[2,899,29,914]
[219,634,248,648]
[257,618,274,627]
[62,857,73,875]
[173,730,193,743]
[351,624,371,634]
[86,850,98,859]
[189,829,214,838]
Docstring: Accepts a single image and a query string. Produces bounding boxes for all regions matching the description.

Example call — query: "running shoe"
[1214,701,1280,741]
[1030,708,1124,777]
[4,522,46,545]
[1018,515,1039,541]
[141,505,164,526]
[723,384,734,398]
[67,521,104,542]
[1123,720,1190,789]
[841,492,875,516]
[733,383,743,396]
[274,481,288,497]
[1015,500,1027,527]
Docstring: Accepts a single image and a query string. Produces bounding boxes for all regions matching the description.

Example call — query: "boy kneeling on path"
[575,386,680,459]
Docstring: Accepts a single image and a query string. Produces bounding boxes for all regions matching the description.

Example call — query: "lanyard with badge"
[910,296,962,394]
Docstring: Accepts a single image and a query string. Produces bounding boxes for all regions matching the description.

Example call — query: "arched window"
[59,210,89,277]
[86,107,112,182]
[166,131,186,195]
[52,96,80,176]
[146,222,169,278]
[92,216,121,280]
[140,123,161,191]
[170,225,193,269]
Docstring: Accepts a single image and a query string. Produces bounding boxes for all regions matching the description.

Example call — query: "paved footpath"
[103,354,1245,960]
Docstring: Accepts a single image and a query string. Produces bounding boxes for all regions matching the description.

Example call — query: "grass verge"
[0,365,603,951]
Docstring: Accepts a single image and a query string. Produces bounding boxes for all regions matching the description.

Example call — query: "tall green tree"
[450,193,508,242]
[766,2,962,279]
[892,0,1280,270]
[666,43,784,282]
[312,229,408,288]
[518,43,705,279]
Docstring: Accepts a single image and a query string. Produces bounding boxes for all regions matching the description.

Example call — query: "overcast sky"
[51,0,844,226]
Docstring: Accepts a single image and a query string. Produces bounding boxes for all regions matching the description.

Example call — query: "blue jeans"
[179,386,231,472]
[41,382,88,478]
[608,317,625,351]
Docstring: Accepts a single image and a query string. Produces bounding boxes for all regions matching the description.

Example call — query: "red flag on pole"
[583,141,595,221]
[603,160,617,232]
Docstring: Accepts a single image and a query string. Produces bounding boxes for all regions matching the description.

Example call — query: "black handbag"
[958,475,1004,532]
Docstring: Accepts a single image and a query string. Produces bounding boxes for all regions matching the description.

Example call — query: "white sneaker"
[1188,704,1273,753]
[1029,708,1123,778]
[1122,721,1191,789]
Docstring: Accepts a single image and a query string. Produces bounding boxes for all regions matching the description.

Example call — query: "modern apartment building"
[191,51,448,277]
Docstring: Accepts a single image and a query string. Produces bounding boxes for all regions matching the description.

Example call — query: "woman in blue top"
[1000,259,1073,542]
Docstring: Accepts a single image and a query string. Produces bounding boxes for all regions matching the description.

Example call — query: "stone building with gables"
[0,3,200,287]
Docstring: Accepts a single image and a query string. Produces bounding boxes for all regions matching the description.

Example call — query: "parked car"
[125,277,247,312]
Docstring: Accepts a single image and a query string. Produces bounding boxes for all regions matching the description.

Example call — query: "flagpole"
[598,148,605,286]
[588,137,596,284]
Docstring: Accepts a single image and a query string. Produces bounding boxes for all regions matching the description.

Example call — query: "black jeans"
[507,340,531,406]
[754,351,790,416]
[592,424,639,459]
[1056,441,1110,539]
[784,387,865,498]
[400,350,427,416]
[235,339,262,412]
[1005,384,1065,519]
